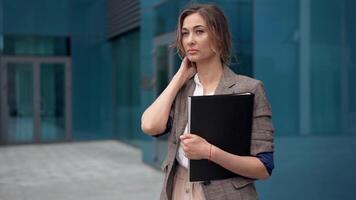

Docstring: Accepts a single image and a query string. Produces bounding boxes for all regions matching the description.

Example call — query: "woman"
[141,4,274,200]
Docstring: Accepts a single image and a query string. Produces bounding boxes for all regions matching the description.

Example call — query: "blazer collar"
[214,65,237,95]
[186,65,237,96]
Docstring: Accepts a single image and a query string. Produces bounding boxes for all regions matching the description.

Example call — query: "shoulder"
[236,74,262,90]
[225,67,264,93]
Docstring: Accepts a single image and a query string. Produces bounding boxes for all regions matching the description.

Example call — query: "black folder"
[188,93,254,182]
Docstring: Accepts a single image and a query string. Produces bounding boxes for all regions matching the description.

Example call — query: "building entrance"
[0,56,72,144]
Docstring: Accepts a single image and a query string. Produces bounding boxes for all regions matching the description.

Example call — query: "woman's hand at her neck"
[174,57,197,87]
[141,57,195,135]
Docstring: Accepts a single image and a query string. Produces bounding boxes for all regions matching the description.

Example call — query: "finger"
[182,138,193,146]
[180,134,191,140]
[188,133,202,139]
[182,134,194,139]
[183,57,189,66]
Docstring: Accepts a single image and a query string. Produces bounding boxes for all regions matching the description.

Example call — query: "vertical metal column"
[33,62,40,142]
[0,58,7,143]
[299,0,311,135]
[65,59,72,141]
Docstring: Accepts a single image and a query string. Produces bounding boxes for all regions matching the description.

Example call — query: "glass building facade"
[0,0,355,199]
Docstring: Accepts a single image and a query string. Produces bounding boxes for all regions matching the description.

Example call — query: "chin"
[187,55,200,62]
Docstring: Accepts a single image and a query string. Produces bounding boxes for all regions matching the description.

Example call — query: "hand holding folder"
[188,93,254,182]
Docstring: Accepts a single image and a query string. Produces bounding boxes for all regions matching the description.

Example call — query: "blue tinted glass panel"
[3,35,70,56]
[112,30,142,146]
[6,63,34,143]
[40,63,66,142]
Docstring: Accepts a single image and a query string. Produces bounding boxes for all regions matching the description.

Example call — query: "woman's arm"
[180,134,270,180]
[141,58,196,136]
[210,145,270,179]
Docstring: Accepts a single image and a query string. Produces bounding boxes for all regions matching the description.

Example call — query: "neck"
[195,56,224,93]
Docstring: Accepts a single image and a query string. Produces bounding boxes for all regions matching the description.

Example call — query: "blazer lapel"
[214,66,237,95]
[175,79,195,139]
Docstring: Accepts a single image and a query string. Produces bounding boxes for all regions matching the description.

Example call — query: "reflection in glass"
[156,45,169,96]
[112,30,141,146]
[7,63,34,142]
[40,64,65,141]
[3,35,70,56]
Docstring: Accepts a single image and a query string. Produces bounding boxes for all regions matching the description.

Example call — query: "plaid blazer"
[159,66,274,200]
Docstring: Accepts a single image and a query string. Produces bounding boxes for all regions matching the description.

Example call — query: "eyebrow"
[182,25,206,31]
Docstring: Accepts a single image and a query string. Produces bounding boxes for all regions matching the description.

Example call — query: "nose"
[187,33,196,46]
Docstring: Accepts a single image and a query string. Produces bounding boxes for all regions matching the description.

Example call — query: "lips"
[187,49,198,54]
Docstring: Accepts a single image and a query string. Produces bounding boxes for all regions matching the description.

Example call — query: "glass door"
[40,63,66,142]
[1,62,35,143]
[0,56,71,144]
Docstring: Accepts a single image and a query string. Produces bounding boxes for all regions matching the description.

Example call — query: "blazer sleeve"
[250,81,275,156]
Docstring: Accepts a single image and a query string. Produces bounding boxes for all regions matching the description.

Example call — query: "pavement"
[0,140,164,200]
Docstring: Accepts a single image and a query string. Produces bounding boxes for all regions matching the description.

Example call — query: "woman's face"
[181,13,218,63]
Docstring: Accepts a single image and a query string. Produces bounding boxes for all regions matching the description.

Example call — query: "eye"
[181,32,188,37]
[196,30,204,34]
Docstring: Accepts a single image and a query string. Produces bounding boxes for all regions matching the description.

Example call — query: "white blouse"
[176,74,214,168]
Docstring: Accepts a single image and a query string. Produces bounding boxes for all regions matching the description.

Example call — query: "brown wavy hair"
[174,4,232,65]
